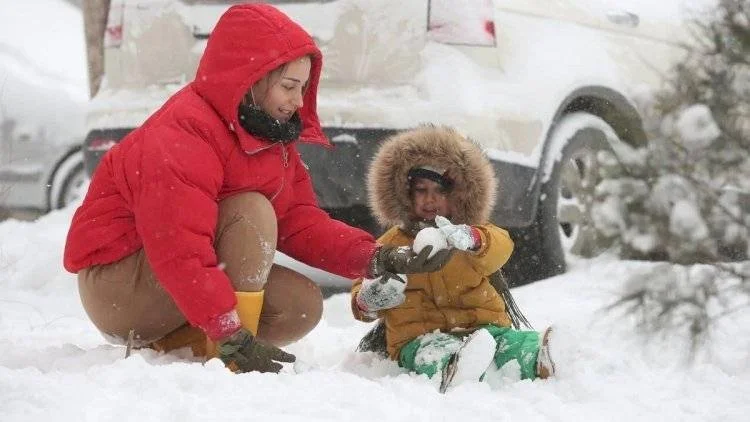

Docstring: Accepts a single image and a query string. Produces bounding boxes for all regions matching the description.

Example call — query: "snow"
[446,328,498,388]
[541,112,621,183]
[0,0,87,147]
[674,104,722,151]
[648,174,697,216]
[413,227,448,258]
[670,199,710,241]
[0,0,87,95]
[1,205,749,421]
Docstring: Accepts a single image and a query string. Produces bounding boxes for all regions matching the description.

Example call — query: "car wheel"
[49,150,89,210]
[503,113,618,285]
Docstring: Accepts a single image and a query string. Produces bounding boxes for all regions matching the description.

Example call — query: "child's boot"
[536,326,556,379]
[439,328,497,393]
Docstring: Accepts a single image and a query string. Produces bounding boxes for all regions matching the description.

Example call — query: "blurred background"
[0,0,88,221]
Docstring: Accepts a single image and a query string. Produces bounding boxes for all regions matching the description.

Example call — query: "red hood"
[193,4,329,152]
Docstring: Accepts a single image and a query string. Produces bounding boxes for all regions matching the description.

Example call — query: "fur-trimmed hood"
[367,125,497,228]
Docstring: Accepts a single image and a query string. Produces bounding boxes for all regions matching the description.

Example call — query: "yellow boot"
[205,290,264,358]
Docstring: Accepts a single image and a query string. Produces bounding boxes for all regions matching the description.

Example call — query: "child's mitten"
[435,215,481,251]
[356,272,407,314]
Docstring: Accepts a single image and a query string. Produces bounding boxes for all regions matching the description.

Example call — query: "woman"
[64,4,450,373]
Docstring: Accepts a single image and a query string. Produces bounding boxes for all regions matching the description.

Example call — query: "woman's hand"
[370,245,454,277]
[217,329,296,373]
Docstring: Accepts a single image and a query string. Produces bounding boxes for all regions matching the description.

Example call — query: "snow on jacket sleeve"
[277,150,377,279]
[132,121,237,337]
[467,224,515,276]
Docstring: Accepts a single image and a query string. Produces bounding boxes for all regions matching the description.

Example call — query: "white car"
[0,0,89,216]
[82,0,705,283]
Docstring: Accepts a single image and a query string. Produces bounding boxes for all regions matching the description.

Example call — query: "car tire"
[503,113,617,286]
[49,150,88,210]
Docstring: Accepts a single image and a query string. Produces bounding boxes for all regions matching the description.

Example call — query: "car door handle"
[606,10,640,28]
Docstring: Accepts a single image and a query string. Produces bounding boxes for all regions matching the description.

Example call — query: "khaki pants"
[77,192,323,347]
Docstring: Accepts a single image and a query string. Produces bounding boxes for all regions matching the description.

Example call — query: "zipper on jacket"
[270,143,288,201]
[245,142,289,201]
[281,144,289,168]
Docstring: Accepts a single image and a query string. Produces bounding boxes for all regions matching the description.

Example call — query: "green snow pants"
[398,325,540,380]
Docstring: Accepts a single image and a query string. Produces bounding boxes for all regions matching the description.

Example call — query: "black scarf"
[237,103,302,144]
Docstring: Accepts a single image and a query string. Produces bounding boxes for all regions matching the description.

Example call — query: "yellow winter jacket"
[351,224,514,359]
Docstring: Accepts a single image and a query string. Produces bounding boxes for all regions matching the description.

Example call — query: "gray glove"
[217,329,296,373]
[370,245,454,277]
[356,272,407,314]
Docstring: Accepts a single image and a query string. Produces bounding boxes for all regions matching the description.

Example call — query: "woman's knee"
[218,192,277,228]
[256,265,324,346]
[216,192,278,291]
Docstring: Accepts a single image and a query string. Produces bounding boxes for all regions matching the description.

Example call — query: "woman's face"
[250,56,311,122]
[410,178,450,221]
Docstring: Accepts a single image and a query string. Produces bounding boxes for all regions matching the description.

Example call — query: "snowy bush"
[597,0,750,263]
[600,0,750,353]
[609,261,750,357]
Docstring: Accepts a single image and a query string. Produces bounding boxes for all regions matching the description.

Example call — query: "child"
[351,125,555,392]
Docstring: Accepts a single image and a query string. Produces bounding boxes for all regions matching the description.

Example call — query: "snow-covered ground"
[1,206,748,421]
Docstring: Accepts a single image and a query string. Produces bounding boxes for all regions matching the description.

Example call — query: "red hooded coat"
[64,4,376,336]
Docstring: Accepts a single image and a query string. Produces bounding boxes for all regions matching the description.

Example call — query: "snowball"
[675,104,721,151]
[413,227,449,258]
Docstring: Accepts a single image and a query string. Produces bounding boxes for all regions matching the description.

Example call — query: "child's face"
[410,178,450,222]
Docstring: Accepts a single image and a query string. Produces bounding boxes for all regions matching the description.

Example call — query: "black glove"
[370,245,454,277]
[217,329,296,373]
